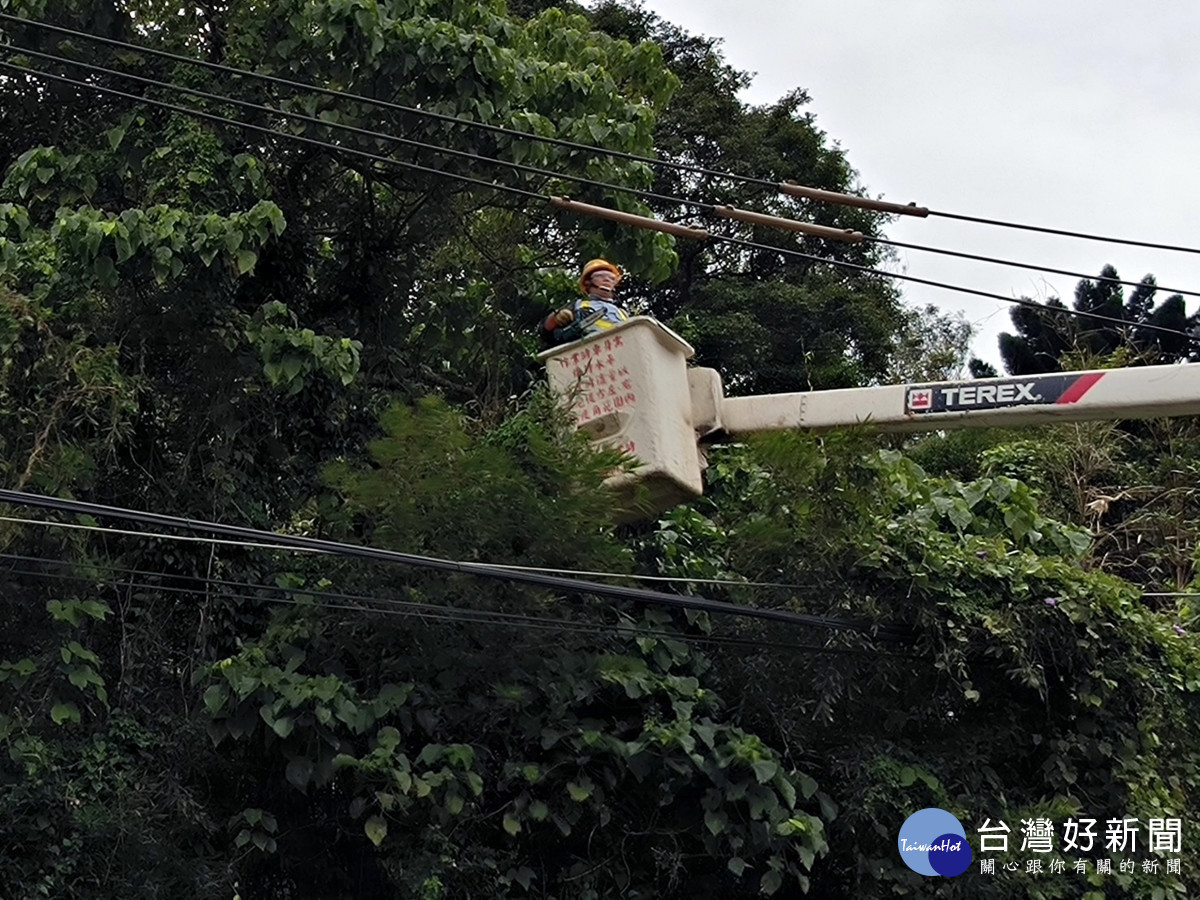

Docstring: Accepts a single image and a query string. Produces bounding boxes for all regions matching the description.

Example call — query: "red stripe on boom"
[1056,372,1104,404]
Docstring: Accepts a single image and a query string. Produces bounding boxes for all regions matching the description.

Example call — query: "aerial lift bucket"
[537,317,710,515]
[541,316,1200,520]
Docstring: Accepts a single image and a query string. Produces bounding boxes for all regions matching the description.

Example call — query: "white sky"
[638,0,1200,371]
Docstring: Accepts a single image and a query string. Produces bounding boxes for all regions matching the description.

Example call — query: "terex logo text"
[898,808,973,877]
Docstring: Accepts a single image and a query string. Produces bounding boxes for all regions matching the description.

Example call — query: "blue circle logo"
[898,808,973,876]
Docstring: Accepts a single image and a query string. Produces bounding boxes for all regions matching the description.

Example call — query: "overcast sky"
[637,0,1200,372]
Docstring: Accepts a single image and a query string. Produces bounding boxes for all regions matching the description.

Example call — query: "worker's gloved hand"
[553,308,575,326]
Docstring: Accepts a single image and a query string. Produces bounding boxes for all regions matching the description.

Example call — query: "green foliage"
[675,274,901,393]
[0,555,222,896]
[0,288,137,491]
[679,434,1200,897]
[0,0,690,893]
[182,397,829,896]
[245,300,363,393]
[912,414,1200,595]
[0,709,223,896]
[197,602,828,896]
[323,393,628,563]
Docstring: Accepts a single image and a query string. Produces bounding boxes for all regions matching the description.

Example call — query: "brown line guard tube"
[779,182,930,217]
[550,196,710,240]
[715,205,864,242]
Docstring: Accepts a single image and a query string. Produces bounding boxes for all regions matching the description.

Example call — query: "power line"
[721,235,1197,340]
[2,554,603,635]
[0,552,913,657]
[928,209,1200,256]
[23,41,1199,306]
[0,490,912,639]
[780,183,1200,254]
[0,514,820,591]
[4,60,1192,345]
[474,561,817,590]
[0,43,692,211]
[0,13,782,192]
[0,43,865,251]
[874,236,1200,301]
[0,43,865,250]
[0,515,329,554]
[0,58,544,200]
[3,12,1196,256]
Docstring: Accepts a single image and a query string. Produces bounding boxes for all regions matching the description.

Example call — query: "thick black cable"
[929,209,1200,255]
[874,236,1200,300]
[4,13,1196,256]
[0,490,912,639]
[21,40,1200,307]
[721,235,1198,340]
[0,43,689,210]
[1,554,915,657]
[0,60,546,202]
[0,13,780,192]
[2,549,728,646]
[6,61,1191,346]
[36,37,1199,307]
[0,512,826,591]
[0,550,626,632]
[6,561,603,636]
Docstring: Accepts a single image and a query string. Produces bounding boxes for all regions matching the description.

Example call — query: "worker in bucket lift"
[542,258,629,345]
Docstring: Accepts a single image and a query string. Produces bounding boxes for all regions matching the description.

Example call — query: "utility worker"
[542,259,629,345]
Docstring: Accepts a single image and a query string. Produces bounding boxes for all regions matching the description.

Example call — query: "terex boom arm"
[539,317,1200,516]
[718,367,1200,433]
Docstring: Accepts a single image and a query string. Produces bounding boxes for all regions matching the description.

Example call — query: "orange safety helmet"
[578,258,622,296]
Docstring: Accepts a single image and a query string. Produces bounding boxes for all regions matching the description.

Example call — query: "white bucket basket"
[539,317,706,513]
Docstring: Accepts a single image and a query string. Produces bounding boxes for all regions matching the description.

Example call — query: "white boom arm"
[539,318,1200,516]
[719,366,1200,434]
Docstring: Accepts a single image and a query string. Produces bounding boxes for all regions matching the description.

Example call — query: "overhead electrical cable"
[2,555,619,635]
[466,561,817,590]
[0,514,328,555]
[0,43,860,244]
[872,236,1200,300]
[2,552,910,657]
[3,13,1196,256]
[0,58,546,201]
[2,60,1191,344]
[0,515,818,591]
[0,489,913,639]
[0,557,658,639]
[0,43,717,214]
[719,234,1197,339]
[0,14,790,189]
[924,208,1200,255]
[12,42,1200,300]
[777,182,1200,254]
